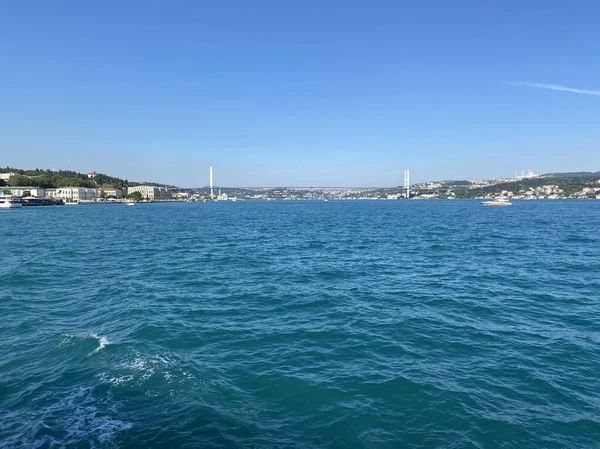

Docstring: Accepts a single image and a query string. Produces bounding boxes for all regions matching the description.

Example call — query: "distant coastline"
[1,167,599,202]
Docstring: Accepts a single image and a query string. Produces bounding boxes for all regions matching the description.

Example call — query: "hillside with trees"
[453,172,600,198]
[0,166,174,191]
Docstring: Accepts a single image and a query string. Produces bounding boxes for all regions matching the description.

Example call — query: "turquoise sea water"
[1,200,599,449]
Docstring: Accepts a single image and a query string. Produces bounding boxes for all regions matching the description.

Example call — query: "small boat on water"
[124,200,136,206]
[481,198,512,206]
[0,195,22,208]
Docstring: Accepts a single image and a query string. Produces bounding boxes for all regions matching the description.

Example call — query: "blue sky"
[1,0,599,186]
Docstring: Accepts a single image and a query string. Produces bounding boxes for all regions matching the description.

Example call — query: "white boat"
[481,198,512,206]
[0,195,23,208]
[124,200,135,206]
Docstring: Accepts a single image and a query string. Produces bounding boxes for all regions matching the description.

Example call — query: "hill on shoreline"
[0,167,173,190]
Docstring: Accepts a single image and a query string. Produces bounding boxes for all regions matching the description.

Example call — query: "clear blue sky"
[1,0,599,187]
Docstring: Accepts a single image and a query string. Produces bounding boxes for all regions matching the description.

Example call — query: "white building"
[96,188,123,198]
[0,173,15,181]
[515,169,539,180]
[45,187,97,203]
[2,186,45,198]
[126,185,171,200]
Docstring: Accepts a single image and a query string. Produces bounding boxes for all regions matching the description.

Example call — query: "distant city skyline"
[1,1,599,187]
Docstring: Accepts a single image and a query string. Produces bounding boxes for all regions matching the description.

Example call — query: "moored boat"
[481,198,512,206]
[21,196,64,206]
[0,194,23,208]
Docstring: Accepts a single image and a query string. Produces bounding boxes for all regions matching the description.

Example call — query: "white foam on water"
[5,385,131,449]
[89,333,111,355]
[97,372,136,386]
[116,352,197,388]
[57,386,132,447]
[57,333,111,356]
[58,333,76,348]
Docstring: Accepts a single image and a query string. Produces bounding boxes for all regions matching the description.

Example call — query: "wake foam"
[89,333,111,355]
[3,385,131,449]
[57,333,111,356]
[96,352,196,391]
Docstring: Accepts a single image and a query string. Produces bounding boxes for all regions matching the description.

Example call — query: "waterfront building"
[126,185,171,200]
[96,188,123,198]
[45,187,97,203]
[2,186,46,198]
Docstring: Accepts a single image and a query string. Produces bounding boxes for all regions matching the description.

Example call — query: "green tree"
[55,177,97,188]
[99,190,107,200]
[21,190,31,197]
[128,191,143,201]
[8,174,33,186]
[2,189,12,194]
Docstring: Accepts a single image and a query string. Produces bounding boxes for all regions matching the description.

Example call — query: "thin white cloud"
[508,82,600,96]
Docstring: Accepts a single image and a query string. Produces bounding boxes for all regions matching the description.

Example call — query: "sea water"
[1,200,599,448]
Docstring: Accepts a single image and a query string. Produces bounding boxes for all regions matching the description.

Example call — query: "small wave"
[97,372,135,386]
[89,334,111,355]
[58,333,76,348]
[123,354,175,382]
[58,333,111,355]
[101,352,196,390]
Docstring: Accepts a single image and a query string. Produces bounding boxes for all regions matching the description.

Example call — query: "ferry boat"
[21,196,64,206]
[481,198,512,207]
[0,195,23,208]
